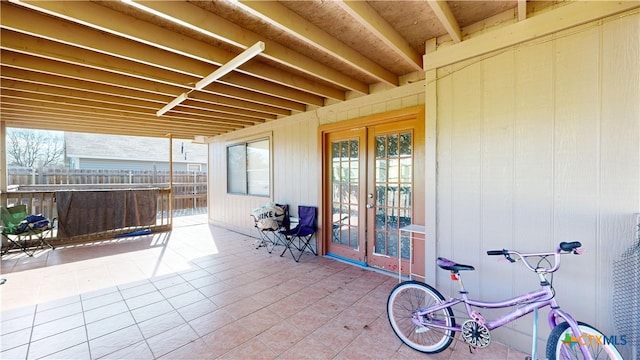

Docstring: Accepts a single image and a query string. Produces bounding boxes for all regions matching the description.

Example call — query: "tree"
[6,129,65,168]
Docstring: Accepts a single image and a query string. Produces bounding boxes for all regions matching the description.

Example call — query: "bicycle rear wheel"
[546,321,623,360]
[387,280,455,353]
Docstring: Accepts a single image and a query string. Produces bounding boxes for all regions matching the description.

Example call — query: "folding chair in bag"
[279,205,317,262]
[251,203,289,254]
[1,205,56,256]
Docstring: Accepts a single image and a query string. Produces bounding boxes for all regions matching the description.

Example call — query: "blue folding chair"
[279,205,317,262]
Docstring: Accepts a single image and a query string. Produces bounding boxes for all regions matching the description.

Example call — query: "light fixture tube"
[156,92,188,117]
[194,41,265,91]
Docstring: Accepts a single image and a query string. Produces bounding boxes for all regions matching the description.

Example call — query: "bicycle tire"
[546,321,623,360]
[387,280,455,353]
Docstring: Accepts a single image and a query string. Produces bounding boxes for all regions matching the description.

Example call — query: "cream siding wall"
[207,10,639,357]
[433,12,639,355]
[208,81,425,235]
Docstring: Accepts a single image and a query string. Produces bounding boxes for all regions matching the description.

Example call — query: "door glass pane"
[373,131,413,259]
[388,134,398,157]
[400,132,412,155]
[400,158,412,182]
[331,138,359,250]
[375,136,385,158]
[375,185,386,206]
[388,159,399,182]
[376,159,386,181]
[375,207,386,229]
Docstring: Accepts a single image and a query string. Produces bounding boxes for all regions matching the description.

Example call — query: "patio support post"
[0,121,6,194]
[168,133,174,224]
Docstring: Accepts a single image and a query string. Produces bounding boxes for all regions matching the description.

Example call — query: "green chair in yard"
[1,204,55,256]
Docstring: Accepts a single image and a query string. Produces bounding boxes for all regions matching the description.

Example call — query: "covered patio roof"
[1,1,634,139]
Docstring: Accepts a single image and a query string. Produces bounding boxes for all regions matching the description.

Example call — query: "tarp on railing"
[56,189,157,238]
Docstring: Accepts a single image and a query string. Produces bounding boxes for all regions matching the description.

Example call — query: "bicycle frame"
[417,274,593,359]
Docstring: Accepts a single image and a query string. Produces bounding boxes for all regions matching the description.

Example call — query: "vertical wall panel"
[552,26,600,325]
[434,12,639,355]
[450,61,484,297]
[511,39,556,345]
[598,13,640,343]
[435,68,455,295]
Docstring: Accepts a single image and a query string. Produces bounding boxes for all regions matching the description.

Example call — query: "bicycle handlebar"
[486,242,583,273]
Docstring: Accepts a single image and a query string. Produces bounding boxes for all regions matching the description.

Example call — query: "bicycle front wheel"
[387,280,455,353]
[546,321,623,360]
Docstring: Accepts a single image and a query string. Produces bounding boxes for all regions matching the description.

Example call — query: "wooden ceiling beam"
[127,0,366,95]
[336,0,422,71]
[8,1,333,103]
[0,22,322,108]
[0,81,265,125]
[1,108,232,135]
[0,91,256,128]
[0,104,242,139]
[518,0,527,21]
[427,0,462,43]
[237,0,399,86]
[1,115,211,138]
[0,65,289,117]
[0,50,306,112]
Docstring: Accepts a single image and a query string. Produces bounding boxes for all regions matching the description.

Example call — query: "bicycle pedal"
[415,327,429,334]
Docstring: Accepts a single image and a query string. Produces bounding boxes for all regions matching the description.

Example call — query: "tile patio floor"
[1,215,529,359]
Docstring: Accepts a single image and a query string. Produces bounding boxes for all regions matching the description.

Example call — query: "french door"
[323,110,424,277]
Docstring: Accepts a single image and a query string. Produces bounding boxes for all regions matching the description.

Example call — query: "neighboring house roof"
[65,132,207,163]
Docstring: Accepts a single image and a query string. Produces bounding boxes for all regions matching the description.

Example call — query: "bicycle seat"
[437,257,475,272]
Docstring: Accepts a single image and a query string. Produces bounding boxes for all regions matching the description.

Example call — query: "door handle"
[366,203,373,209]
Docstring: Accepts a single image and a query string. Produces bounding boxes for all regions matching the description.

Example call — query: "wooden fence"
[7,168,207,211]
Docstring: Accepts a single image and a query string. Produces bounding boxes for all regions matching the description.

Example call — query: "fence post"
[193,170,197,211]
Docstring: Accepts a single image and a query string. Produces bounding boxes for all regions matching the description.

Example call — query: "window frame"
[226,135,272,197]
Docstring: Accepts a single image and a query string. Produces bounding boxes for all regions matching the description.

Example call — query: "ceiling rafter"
[427,0,462,43]
[1,80,265,125]
[0,107,233,138]
[518,0,527,21]
[0,96,246,133]
[1,108,238,135]
[127,0,365,96]
[0,65,287,118]
[1,113,208,138]
[0,91,257,128]
[0,49,306,113]
[2,0,609,140]
[335,0,423,71]
[8,1,330,105]
[0,5,322,109]
[236,0,399,87]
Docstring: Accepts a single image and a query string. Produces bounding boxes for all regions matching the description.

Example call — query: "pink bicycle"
[387,242,623,359]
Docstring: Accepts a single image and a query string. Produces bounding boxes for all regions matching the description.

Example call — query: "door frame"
[318,106,425,272]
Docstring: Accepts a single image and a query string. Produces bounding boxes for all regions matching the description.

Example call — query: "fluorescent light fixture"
[194,41,265,90]
[156,92,188,117]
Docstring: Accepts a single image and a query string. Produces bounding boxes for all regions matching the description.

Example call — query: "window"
[227,138,270,196]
